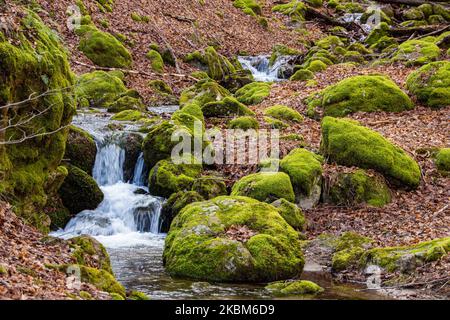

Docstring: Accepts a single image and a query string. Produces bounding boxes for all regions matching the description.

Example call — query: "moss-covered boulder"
[231,172,295,203]
[233,0,262,16]
[434,148,450,174]
[106,95,145,113]
[161,191,205,232]
[0,10,76,232]
[362,237,450,273]
[163,196,305,282]
[330,232,373,272]
[228,116,259,130]
[45,194,72,230]
[279,149,324,209]
[406,61,450,109]
[234,82,271,105]
[58,165,104,215]
[77,25,132,68]
[391,40,441,66]
[264,105,303,123]
[306,75,414,118]
[270,198,305,231]
[180,79,231,108]
[75,71,127,108]
[290,69,314,81]
[68,235,113,274]
[148,159,202,198]
[266,280,323,296]
[264,116,288,129]
[146,49,164,73]
[191,176,228,200]
[320,117,421,189]
[323,169,391,207]
[64,126,96,175]
[202,96,255,117]
[111,110,146,121]
[272,1,307,23]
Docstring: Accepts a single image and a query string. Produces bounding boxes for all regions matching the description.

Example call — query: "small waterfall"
[52,130,163,246]
[132,153,146,186]
[238,55,293,82]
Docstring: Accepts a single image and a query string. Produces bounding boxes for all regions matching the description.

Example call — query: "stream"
[51,111,385,300]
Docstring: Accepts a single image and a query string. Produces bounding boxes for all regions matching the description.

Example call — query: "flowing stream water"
[51,112,385,300]
[238,55,293,82]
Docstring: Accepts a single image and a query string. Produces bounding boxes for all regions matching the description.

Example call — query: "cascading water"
[238,55,293,82]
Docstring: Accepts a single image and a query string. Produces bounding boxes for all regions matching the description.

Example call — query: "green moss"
[432,4,450,22]
[234,82,271,105]
[228,116,259,130]
[191,176,227,200]
[434,148,450,174]
[428,15,446,24]
[111,110,146,121]
[362,237,450,273]
[128,291,150,300]
[163,196,304,282]
[58,165,104,215]
[74,264,125,297]
[231,172,295,203]
[264,117,288,129]
[0,265,8,275]
[149,158,202,198]
[290,69,314,81]
[45,195,71,230]
[264,105,303,123]
[202,96,255,117]
[146,49,164,73]
[233,0,262,17]
[180,79,231,107]
[0,10,76,232]
[307,75,414,117]
[419,4,433,17]
[361,8,392,25]
[64,126,96,174]
[406,61,450,109]
[320,117,421,189]
[369,36,398,52]
[266,280,323,296]
[149,79,173,95]
[106,95,145,113]
[68,235,113,274]
[316,36,345,51]
[403,8,425,20]
[325,169,391,207]
[161,191,205,232]
[280,149,323,203]
[392,40,441,66]
[77,25,132,68]
[75,71,127,108]
[330,232,373,271]
[281,133,304,142]
[269,44,301,66]
[272,1,307,23]
[270,198,305,231]
[335,2,362,13]
[365,22,390,46]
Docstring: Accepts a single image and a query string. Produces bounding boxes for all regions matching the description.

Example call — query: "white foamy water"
[238,55,292,82]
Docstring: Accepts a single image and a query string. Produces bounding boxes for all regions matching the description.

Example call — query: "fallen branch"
[72,60,198,81]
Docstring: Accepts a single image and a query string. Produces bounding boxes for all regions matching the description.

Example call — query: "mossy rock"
[391,39,441,66]
[419,4,433,17]
[45,194,72,231]
[111,110,146,121]
[161,191,205,232]
[202,96,255,117]
[149,158,202,198]
[270,198,306,231]
[0,11,76,232]
[361,237,450,273]
[365,22,390,46]
[128,291,150,300]
[428,15,446,24]
[64,126,96,174]
[361,8,392,25]
[191,176,228,200]
[406,61,450,109]
[264,105,303,123]
[331,232,373,271]
[269,44,301,66]
[266,280,323,296]
[434,148,450,174]
[75,71,127,108]
[68,235,113,274]
[316,35,345,51]
[264,116,288,129]
[323,169,391,207]
[178,102,205,125]
[228,116,259,130]
[180,79,231,108]
[320,117,421,189]
[369,36,398,52]
[290,69,314,81]
[163,196,305,282]
[77,25,132,68]
[234,82,271,105]
[231,172,295,203]
[279,149,323,208]
[306,75,414,117]
[403,8,425,21]
[146,49,164,73]
[149,79,173,95]
[432,4,450,22]
[272,1,307,23]
[58,165,104,215]
[233,0,262,16]
[106,95,145,113]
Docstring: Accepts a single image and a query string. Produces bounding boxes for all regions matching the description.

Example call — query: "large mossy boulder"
[270,198,306,231]
[263,105,303,123]
[231,172,295,203]
[148,159,202,198]
[435,148,450,174]
[191,176,228,200]
[75,71,127,108]
[279,149,324,209]
[0,10,76,232]
[306,75,414,118]
[160,191,205,232]
[330,232,374,272]
[58,165,104,215]
[64,126,97,175]
[320,117,421,189]
[234,82,271,105]
[391,39,441,66]
[323,169,391,207]
[406,61,450,109]
[179,79,231,108]
[202,97,255,117]
[68,235,113,274]
[76,24,132,68]
[163,196,305,282]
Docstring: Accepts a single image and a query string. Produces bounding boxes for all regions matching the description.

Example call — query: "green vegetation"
[270,198,305,231]
[64,126,96,175]
[191,176,228,200]
[161,191,205,232]
[264,105,303,123]
[146,49,164,73]
[233,0,262,17]
[234,82,271,105]
[266,280,323,296]
[202,96,255,117]
[272,0,307,22]
[392,40,441,66]
[228,116,259,130]
[434,148,450,174]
